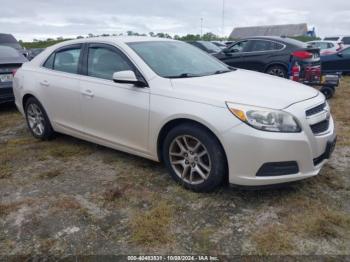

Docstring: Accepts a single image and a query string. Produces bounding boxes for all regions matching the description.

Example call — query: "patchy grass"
[37,169,62,179]
[0,161,12,179]
[0,199,35,217]
[329,77,350,146]
[42,139,94,160]
[53,197,81,210]
[252,225,294,255]
[193,227,217,252]
[103,186,125,202]
[130,201,173,246]
[0,107,22,130]
[251,194,350,254]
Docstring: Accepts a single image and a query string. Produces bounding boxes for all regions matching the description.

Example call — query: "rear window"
[342,37,350,45]
[281,38,308,48]
[324,37,340,41]
[0,34,18,44]
[0,46,21,59]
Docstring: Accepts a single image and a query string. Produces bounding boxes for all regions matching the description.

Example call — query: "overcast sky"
[1,0,350,41]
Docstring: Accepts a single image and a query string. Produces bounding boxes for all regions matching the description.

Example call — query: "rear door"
[238,40,285,72]
[38,44,83,131]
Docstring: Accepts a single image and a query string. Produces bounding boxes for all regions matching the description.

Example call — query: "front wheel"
[162,123,227,192]
[25,97,55,140]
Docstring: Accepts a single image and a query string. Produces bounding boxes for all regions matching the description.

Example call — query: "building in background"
[229,23,316,39]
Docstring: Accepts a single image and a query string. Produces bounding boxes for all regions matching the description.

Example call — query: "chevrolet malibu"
[13,37,336,192]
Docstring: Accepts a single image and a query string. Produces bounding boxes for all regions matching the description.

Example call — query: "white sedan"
[13,37,336,192]
[307,40,343,55]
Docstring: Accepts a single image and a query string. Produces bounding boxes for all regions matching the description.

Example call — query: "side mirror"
[337,52,343,57]
[113,70,147,87]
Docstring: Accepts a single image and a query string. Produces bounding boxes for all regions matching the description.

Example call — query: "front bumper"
[222,95,336,186]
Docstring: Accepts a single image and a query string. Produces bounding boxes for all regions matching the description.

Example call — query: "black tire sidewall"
[267,65,287,78]
[25,97,54,140]
[162,123,226,192]
[321,87,335,99]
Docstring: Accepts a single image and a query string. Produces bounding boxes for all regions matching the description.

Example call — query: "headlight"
[226,102,301,133]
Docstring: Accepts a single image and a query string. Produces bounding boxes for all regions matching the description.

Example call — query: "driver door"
[79,43,150,153]
[220,40,249,68]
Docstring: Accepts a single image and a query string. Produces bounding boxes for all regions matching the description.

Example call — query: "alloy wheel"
[27,103,45,136]
[169,135,212,185]
[268,68,286,78]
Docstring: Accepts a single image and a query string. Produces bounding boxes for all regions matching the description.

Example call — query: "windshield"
[128,41,231,78]
[198,41,222,53]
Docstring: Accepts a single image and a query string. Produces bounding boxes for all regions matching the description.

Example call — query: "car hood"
[170,69,319,109]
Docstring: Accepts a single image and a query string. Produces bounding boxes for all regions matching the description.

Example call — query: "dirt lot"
[0,78,349,257]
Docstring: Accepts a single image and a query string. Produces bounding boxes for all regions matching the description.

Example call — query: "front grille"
[305,102,330,135]
[306,102,326,117]
[310,119,330,134]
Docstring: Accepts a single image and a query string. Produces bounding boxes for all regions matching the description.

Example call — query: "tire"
[266,65,288,78]
[320,86,335,99]
[25,97,55,140]
[162,123,227,192]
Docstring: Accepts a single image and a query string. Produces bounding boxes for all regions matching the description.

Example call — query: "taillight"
[292,51,313,59]
[12,68,18,76]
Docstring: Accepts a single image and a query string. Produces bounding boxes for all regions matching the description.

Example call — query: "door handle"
[40,80,49,87]
[82,89,94,98]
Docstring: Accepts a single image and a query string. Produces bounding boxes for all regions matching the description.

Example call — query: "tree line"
[20,31,319,49]
[20,31,229,49]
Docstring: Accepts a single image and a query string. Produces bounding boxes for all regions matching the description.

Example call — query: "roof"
[230,23,308,39]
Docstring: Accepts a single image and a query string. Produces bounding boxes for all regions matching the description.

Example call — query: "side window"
[272,42,284,50]
[87,46,133,80]
[53,48,81,74]
[327,43,334,48]
[43,53,55,69]
[229,41,248,53]
[342,37,350,45]
[249,40,273,52]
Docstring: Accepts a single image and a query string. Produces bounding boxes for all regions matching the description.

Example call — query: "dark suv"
[0,33,27,57]
[216,36,321,81]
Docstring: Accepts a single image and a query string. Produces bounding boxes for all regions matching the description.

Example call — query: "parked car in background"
[27,48,45,61]
[0,46,27,104]
[307,40,343,55]
[225,41,235,46]
[216,36,321,82]
[0,33,28,57]
[211,41,227,49]
[13,37,336,191]
[188,41,222,56]
[321,46,350,74]
[323,36,350,46]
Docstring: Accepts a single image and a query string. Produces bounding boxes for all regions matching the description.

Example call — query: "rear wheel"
[162,123,226,192]
[266,65,288,78]
[25,97,55,140]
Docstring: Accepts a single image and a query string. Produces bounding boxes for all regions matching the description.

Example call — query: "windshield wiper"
[165,73,202,79]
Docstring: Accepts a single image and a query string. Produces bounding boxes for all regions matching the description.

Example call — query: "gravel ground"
[0,77,349,257]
